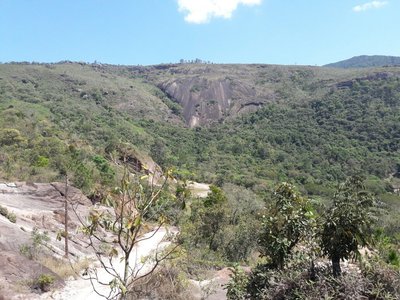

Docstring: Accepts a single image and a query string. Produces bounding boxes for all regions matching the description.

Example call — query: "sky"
[0,0,399,66]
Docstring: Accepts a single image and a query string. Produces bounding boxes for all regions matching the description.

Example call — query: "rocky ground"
[0,182,93,299]
[0,181,227,300]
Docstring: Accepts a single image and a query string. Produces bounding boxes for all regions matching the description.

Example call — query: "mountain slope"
[144,63,368,126]
[324,55,400,68]
[0,62,399,194]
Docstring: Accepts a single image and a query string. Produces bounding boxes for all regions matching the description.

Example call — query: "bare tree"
[72,168,179,300]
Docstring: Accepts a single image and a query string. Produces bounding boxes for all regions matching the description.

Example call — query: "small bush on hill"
[0,204,17,223]
[19,227,50,259]
[34,274,55,292]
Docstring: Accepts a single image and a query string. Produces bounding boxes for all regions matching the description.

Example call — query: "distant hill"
[324,55,400,68]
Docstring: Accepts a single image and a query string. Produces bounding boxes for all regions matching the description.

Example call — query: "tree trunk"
[121,253,129,300]
[64,175,69,258]
[332,256,341,277]
[309,260,316,281]
[278,256,284,270]
[209,232,217,251]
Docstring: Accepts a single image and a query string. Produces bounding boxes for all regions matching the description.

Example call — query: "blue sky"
[0,0,398,65]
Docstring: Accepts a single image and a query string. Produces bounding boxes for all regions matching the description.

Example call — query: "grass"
[39,256,91,279]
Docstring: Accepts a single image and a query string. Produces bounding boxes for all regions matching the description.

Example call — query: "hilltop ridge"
[324,55,400,68]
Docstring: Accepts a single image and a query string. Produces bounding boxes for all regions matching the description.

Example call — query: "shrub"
[225,265,249,300]
[320,176,376,277]
[240,259,400,300]
[19,227,50,259]
[0,205,17,223]
[361,259,400,299]
[0,205,8,217]
[39,256,91,279]
[258,183,315,270]
[34,156,50,167]
[35,274,55,292]
[387,249,400,267]
[127,265,190,300]
[0,128,25,146]
[7,212,16,223]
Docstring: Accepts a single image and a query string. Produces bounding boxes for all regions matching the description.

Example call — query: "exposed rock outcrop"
[158,76,272,127]
[335,72,394,89]
[0,252,63,300]
[0,182,93,299]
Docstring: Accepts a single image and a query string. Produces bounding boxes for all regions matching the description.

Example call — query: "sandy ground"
[187,181,210,198]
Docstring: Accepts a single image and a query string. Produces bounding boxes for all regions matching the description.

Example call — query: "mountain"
[1,61,399,300]
[324,55,400,68]
[0,62,399,195]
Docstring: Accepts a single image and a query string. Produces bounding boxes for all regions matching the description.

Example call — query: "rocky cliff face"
[0,182,91,252]
[158,74,274,127]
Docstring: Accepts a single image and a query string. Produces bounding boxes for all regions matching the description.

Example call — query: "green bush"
[0,205,8,217]
[229,259,400,300]
[36,273,55,292]
[320,176,375,277]
[7,212,16,223]
[0,205,16,223]
[225,265,249,300]
[0,128,25,146]
[19,227,50,259]
[258,183,315,270]
[387,249,400,267]
[34,155,50,167]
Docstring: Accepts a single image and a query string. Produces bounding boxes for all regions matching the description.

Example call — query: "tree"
[179,184,230,264]
[204,184,227,207]
[187,185,228,251]
[57,145,92,258]
[320,176,375,277]
[258,183,314,270]
[150,140,168,168]
[64,175,69,258]
[73,168,178,299]
[56,145,94,193]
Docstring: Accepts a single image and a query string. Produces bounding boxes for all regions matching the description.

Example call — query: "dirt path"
[187,181,210,198]
[47,227,177,300]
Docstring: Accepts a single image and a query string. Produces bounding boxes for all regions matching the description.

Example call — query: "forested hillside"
[1,62,399,194]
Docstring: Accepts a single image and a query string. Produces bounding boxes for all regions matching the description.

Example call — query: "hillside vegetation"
[325,55,400,68]
[1,61,400,299]
[0,62,399,192]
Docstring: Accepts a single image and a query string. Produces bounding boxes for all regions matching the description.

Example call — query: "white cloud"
[177,0,262,24]
[353,1,388,12]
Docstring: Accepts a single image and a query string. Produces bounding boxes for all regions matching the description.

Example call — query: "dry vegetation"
[39,256,91,279]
